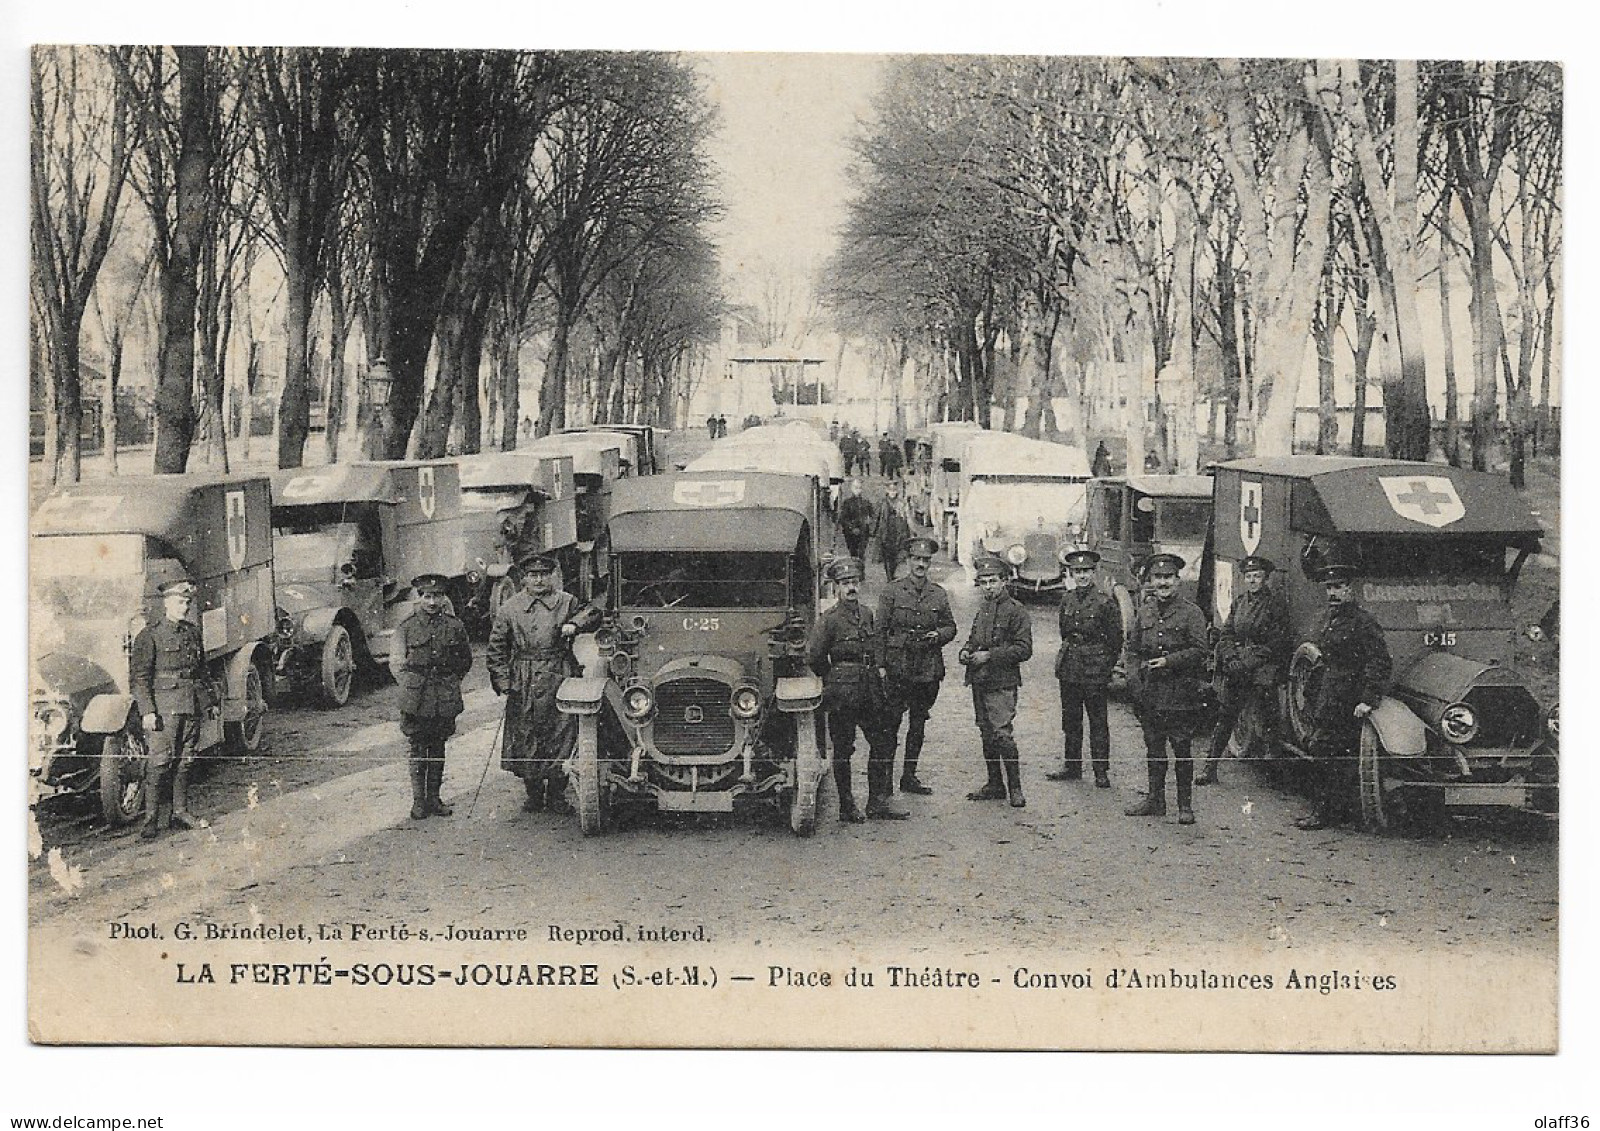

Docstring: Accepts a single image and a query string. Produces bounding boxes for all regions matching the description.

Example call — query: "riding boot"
[1002,749,1026,808]
[1046,736,1083,782]
[428,756,452,817]
[409,757,429,820]
[1197,727,1226,785]
[835,755,864,822]
[1175,756,1196,824]
[1125,761,1167,817]
[170,761,205,830]
[522,773,545,812]
[138,762,166,839]
[900,726,932,794]
[866,759,909,820]
[967,741,1007,801]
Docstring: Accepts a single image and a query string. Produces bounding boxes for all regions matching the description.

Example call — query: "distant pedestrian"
[716,414,727,438]
[879,433,902,479]
[839,478,874,564]
[1092,441,1113,479]
[706,414,718,439]
[390,574,474,821]
[876,483,912,581]
[961,557,1033,808]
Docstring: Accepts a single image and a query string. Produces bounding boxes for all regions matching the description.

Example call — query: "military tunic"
[875,503,912,580]
[487,589,593,787]
[1205,587,1291,770]
[389,607,473,740]
[1304,600,1392,818]
[1127,593,1209,806]
[962,589,1033,792]
[875,575,958,780]
[130,616,208,771]
[839,494,875,565]
[1054,585,1123,778]
[808,599,894,810]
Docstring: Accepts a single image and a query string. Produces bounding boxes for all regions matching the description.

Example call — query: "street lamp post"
[362,357,392,460]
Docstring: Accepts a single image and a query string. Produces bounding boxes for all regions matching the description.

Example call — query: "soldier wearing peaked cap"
[390,574,473,820]
[876,536,957,795]
[1125,552,1208,825]
[1295,556,1392,830]
[488,550,601,813]
[809,557,906,821]
[961,556,1033,808]
[1048,549,1122,788]
[1199,555,1290,785]
[129,576,212,838]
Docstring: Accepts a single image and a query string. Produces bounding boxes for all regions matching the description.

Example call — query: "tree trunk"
[326,267,349,464]
[48,320,83,485]
[498,328,521,451]
[538,302,575,436]
[1313,286,1338,455]
[1438,232,1462,466]
[151,49,210,475]
[1462,193,1504,473]
[1351,305,1375,458]
[419,309,462,458]
[103,331,122,475]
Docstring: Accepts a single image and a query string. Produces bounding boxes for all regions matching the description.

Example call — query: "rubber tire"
[789,710,822,837]
[319,624,356,708]
[99,725,147,827]
[227,662,268,753]
[575,714,606,836]
[1286,644,1325,748]
[1356,720,1389,832]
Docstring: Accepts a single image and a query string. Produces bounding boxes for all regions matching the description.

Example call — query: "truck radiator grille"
[653,677,735,755]
[1022,530,1060,572]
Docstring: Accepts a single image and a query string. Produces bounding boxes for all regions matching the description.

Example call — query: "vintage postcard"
[25,41,1563,1068]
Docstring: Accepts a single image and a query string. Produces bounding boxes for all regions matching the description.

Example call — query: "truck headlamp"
[33,701,70,744]
[1439,702,1479,744]
[622,684,654,721]
[1005,544,1028,566]
[730,685,761,720]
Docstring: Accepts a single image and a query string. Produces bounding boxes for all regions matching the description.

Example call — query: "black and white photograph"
[10,1,1592,1124]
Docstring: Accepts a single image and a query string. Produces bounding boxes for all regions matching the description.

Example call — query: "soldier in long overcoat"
[808,558,908,822]
[961,557,1034,808]
[839,478,875,564]
[1295,561,1392,830]
[389,574,474,820]
[487,553,599,812]
[1199,554,1290,785]
[875,536,957,795]
[875,483,913,581]
[1124,553,1209,824]
[129,577,211,838]
[1047,550,1123,788]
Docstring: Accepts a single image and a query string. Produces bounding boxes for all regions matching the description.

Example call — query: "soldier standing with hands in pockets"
[962,557,1033,808]
[1047,549,1122,788]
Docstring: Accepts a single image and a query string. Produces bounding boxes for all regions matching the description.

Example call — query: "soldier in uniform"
[1295,560,1393,830]
[875,536,957,795]
[875,482,913,582]
[487,553,600,813]
[961,556,1034,808]
[808,558,908,821]
[1046,549,1123,788]
[1198,554,1290,785]
[1124,553,1209,824]
[839,478,875,565]
[389,574,474,820]
[129,577,210,838]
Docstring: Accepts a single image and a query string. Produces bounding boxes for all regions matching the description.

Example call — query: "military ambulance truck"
[30,475,276,826]
[269,461,466,706]
[1206,457,1557,830]
[458,451,580,634]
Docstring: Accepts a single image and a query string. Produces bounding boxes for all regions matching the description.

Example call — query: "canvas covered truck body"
[564,424,662,475]
[917,422,984,541]
[269,461,465,706]
[458,452,579,632]
[1206,457,1555,829]
[1087,475,1214,633]
[523,433,629,602]
[30,475,275,826]
[957,432,1090,586]
[557,471,827,837]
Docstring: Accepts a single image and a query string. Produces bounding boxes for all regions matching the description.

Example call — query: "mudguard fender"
[298,606,342,644]
[1368,696,1427,758]
[224,644,263,722]
[81,693,134,735]
[486,562,511,579]
[775,674,823,713]
[557,676,608,715]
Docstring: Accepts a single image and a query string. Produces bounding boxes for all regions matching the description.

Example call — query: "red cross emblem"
[1379,475,1464,528]
[418,467,437,519]
[673,480,746,507]
[1239,480,1263,554]
[225,490,248,570]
